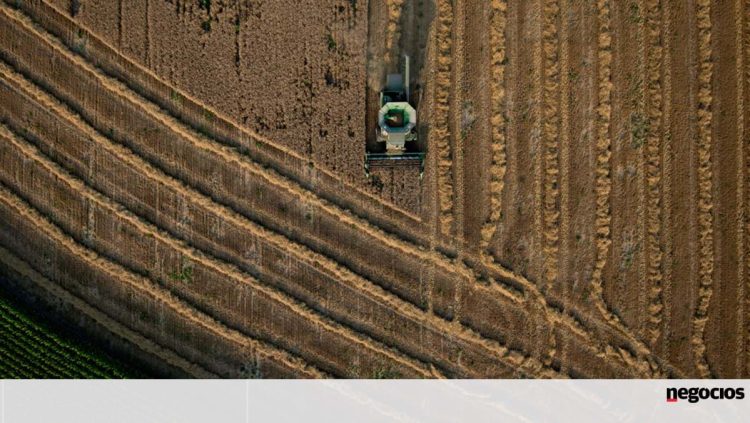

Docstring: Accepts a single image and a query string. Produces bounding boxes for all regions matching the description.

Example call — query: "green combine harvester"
[366,55,425,178]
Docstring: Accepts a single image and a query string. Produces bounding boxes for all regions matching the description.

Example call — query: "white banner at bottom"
[1,379,748,422]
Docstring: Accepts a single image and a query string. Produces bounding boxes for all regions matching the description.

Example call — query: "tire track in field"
[384,0,405,69]
[660,0,674,363]
[0,184,325,379]
[532,0,544,287]
[435,0,455,238]
[3,1,670,377]
[480,0,508,250]
[634,0,647,338]
[556,0,570,368]
[541,0,561,291]
[145,0,151,68]
[479,251,679,377]
[0,62,543,379]
[0,245,216,378]
[643,0,665,347]
[537,0,561,362]
[116,0,123,50]
[692,0,714,378]
[0,124,435,379]
[450,0,466,320]
[591,0,614,323]
[501,0,519,263]
[665,0,701,374]
[452,0,466,247]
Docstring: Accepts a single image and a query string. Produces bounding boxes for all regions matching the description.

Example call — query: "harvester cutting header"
[366,55,424,178]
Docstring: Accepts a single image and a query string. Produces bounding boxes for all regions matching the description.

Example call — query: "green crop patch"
[0,290,134,379]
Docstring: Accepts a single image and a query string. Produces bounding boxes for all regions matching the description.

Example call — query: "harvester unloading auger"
[365,55,425,178]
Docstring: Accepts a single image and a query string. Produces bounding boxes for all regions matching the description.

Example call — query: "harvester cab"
[365,55,425,179]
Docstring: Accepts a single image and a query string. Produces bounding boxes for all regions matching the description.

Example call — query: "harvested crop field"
[0,0,747,378]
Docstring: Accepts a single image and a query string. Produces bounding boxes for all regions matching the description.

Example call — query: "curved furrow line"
[0,184,325,379]
[541,0,561,290]
[478,253,679,377]
[643,0,665,347]
[480,0,508,250]
[0,1,664,377]
[0,125,434,379]
[0,244,217,378]
[692,0,714,378]
[434,0,455,238]
[0,62,542,379]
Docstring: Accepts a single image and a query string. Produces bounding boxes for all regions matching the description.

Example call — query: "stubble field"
[0,0,747,378]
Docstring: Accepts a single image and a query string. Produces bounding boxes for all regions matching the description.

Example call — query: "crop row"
[0,297,126,374]
[0,296,127,378]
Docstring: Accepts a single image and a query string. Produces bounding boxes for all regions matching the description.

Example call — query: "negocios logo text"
[666,387,745,403]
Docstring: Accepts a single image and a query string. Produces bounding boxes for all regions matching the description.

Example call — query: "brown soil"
[0,0,747,378]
